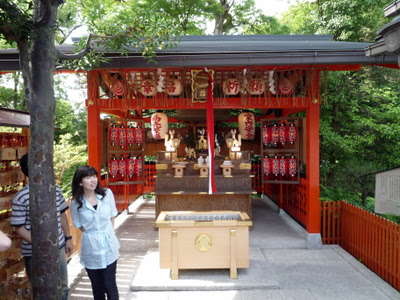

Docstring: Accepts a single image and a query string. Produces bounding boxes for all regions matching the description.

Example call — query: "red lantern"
[271,124,279,145]
[279,123,289,145]
[289,155,297,177]
[166,77,183,96]
[238,112,255,140]
[135,156,142,177]
[247,77,265,95]
[279,155,288,177]
[109,123,118,146]
[262,126,271,145]
[127,125,135,146]
[263,156,272,176]
[272,155,280,177]
[223,77,240,96]
[151,112,168,139]
[135,125,144,146]
[111,79,125,97]
[119,124,127,149]
[278,77,294,96]
[289,123,297,144]
[119,156,126,178]
[140,77,157,97]
[109,155,119,178]
[126,155,135,178]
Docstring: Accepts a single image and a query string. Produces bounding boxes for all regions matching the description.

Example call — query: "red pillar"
[87,71,102,172]
[305,71,321,234]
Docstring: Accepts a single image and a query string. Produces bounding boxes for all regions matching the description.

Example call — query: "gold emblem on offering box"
[156,164,168,170]
[195,233,213,252]
[239,163,251,170]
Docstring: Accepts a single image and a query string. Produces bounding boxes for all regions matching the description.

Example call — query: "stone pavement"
[67,196,400,300]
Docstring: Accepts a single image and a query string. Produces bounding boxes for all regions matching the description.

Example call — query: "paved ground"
[67,196,400,300]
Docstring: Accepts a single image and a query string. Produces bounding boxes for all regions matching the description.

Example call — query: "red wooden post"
[87,71,102,171]
[305,70,321,234]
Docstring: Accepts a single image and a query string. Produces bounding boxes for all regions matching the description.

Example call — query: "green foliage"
[54,133,87,198]
[282,0,388,41]
[320,67,400,207]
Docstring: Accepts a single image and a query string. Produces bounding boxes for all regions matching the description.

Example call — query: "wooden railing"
[321,200,400,291]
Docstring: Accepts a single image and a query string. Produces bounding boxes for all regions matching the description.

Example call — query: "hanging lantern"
[289,155,297,177]
[247,77,265,95]
[126,155,135,178]
[288,123,297,144]
[119,156,126,178]
[271,124,279,145]
[279,155,288,177]
[108,123,118,146]
[109,155,119,178]
[127,125,135,146]
[238,112,255,140]
[140,77,157,97]
[166,76,183,96]
[119,124,127,149]
[263,156,272,176]
[262,125,271,145]
[135,125,144,146]
[272,155,280,177]
[279,123,288,145]
[135,156,143,177]
[278,77,294,96]
[111,79,125,97]
[223,76,240,96]
[151,112,168,140]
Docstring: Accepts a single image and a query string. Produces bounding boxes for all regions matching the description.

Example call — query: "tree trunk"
[213,0,232,35]
[25,2,61,299]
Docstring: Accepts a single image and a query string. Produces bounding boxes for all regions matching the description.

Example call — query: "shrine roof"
[0,35,398,71]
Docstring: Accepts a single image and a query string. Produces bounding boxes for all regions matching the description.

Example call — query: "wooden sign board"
[375,168,400,216]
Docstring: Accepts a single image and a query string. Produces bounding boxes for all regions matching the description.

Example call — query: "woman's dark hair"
[71,165,106,210]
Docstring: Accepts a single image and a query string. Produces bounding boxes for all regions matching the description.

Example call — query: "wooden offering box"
[155,210,252,279]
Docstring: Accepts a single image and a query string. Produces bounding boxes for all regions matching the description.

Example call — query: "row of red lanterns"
[109,155,143,179]
[263,155,297,177]
[262,123,297,146]
[111,76,295,97]
[109,123,144,148]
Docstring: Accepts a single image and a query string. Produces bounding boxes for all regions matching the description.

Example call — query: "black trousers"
[85,260,119,300]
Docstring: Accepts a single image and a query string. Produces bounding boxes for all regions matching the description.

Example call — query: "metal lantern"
[238,112,255,140]
[288,123,297,144]
[279,155,288,177]
[127,125,135,146]
[262,125,271,145]
[289,155,297,177]
[109,123,118,146]
[278,77,294,96]
[140,77,157,97]
[271,124,279,145]
[263,156,272,176]
[135,125,144,146]
[279,123,288,145]
[247,77,265,95]
[166,76,183,96]
[127,155,135,178]
[109,155,119,178]
[111,79,125,97]
[223,77,240,96]
[272,156,280,177]
[118,156,126,177]
[151,112,168,140]
[119,124,127,149]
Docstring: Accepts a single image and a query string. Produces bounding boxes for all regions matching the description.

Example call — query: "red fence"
[321,201,400,291]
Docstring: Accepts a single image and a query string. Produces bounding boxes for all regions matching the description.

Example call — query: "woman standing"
[70,165,120,300]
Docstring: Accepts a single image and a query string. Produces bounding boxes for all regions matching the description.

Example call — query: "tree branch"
[57,33,141,60]
[35,0,52,28]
